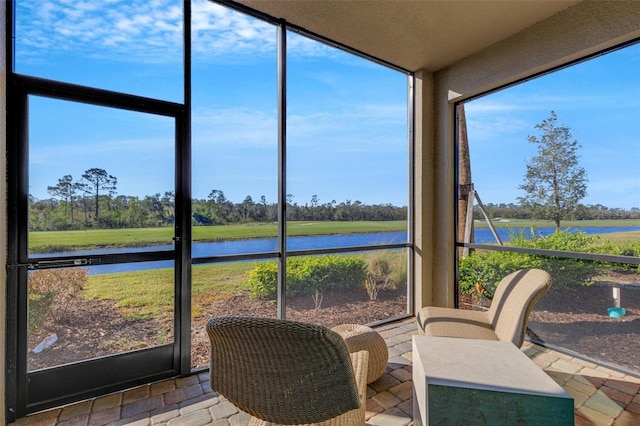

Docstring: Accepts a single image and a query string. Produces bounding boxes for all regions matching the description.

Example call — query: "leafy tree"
[47,175,77,222]
[518,111,587,231]
[208,189,232,224]
[80,168,117,221]
[239,195,254,222]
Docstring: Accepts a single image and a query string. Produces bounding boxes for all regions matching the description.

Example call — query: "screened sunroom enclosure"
[3,0,640,424]
[5,0,412,418]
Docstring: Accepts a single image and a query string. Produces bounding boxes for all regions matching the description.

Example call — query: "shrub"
[458,249,529,296]
[364,251,395,300]
[28,291,56,331]
[245,262,279,298]
[459,230,604,294]
[28,268,88,330]
[246,255,367,299]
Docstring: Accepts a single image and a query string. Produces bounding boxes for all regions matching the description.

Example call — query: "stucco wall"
[418,0,640,308]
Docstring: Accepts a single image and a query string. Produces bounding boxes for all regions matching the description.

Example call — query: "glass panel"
[15,0,183,102]
[530,262,640,373]
[28,96,175,257]
[286,31,409,251]
[458,43,640,252]
[457,251,640,374]
[456,43,640,374]
[285,250,408,328]
[191,260,277,368]
[28,262,175,371]
[191,3,278,257]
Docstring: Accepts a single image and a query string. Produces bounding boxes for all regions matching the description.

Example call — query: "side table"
[412,335,574,425]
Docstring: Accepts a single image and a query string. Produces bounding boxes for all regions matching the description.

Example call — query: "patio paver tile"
[8,318,640,426]
[601,385,635,407]
[575,405,615,426]
[388,355,411,367]
[366,410,412,426]
[371,390,401,410]
[613,409,640,425]
[550,358,585,374]
[369,373,401,393]
[122,386,151,405]
[390,366,412,382]
[148,405,179,425]
[88,407,121,426]
[228,411,252,426]
[175,376,200,389]
[59,401,92,422]
[150,381,175,397]
[163,384,203,406]
[396,398,413,417]
[92,394,122,412]
[365,398,385,419]
[106,413,150,426]
[564,376,599,398]
[120,396,164,420]
[209,401,238,421]
[178,394,219,414]
[389,381,413,401]
[606,379,640,396]
[56,415,88,426]
[625,401,640,415]
[583,390,625,419]
[166,409,211,426]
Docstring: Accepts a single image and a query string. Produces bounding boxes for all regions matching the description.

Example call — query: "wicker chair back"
[206,316,361,425]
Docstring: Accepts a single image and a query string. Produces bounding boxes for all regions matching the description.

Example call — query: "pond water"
[473,225,640,244]
[40,226,639,275]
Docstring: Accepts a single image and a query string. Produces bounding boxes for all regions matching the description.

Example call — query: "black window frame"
[5,0,415,419]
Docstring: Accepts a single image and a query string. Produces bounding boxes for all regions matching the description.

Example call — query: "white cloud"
[191,101,406,152]
[17,0,184,63]
[16,0,348,65]
[192,106,278,148]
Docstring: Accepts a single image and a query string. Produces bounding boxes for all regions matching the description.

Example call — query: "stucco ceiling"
[234,0,582,72]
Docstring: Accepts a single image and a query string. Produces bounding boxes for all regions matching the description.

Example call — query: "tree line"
[29,169,407,231]
[30,154,639,233]
[474,203,640,222]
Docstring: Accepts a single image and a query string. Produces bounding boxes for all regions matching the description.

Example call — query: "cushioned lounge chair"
[416,268,552,347]
[206,316,369,426]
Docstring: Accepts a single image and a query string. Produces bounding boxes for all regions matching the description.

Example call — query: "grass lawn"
[84,261,256,321]
[29,220,407,252]
[83,250,408,322]
[597,230,640,244]
[473,218,640,229]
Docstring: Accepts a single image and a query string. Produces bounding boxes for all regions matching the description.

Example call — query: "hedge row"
[459,230,638,296]
[246,254,367,298]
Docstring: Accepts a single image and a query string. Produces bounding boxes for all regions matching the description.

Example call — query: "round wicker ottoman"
[332,323,388,383]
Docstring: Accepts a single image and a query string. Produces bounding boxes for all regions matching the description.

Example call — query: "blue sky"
[16,0,639,210]
[464,44,640,210]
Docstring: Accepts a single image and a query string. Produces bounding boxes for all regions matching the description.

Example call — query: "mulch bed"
[27,272,640,374]
[528,274,640,373]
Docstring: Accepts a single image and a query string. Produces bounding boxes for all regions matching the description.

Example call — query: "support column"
[412,69,435,313]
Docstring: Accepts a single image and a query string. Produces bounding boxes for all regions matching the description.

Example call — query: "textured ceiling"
[235,0,582,72]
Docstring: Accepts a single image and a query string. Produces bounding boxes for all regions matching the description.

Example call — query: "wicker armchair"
[416,268,552,347]
[206,316,369,426]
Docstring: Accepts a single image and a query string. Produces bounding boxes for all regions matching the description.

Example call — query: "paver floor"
[9,318,640,425]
